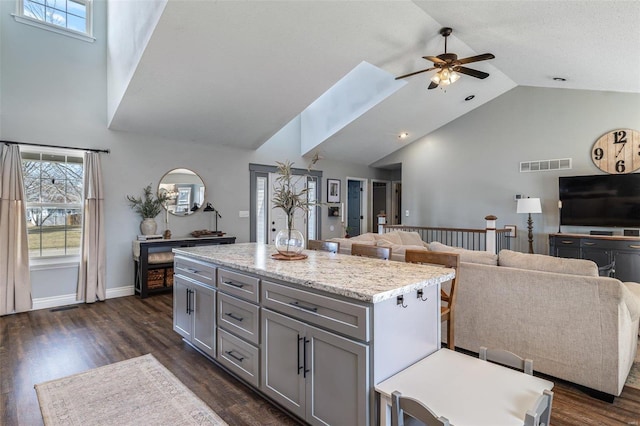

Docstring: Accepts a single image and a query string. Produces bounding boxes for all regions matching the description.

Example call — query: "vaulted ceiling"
[108,1,640,166]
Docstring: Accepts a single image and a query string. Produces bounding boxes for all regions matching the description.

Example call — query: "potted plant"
[272,160,316,257]
[127,184,169,235]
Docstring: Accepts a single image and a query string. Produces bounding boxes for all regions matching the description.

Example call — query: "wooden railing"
[382,216,511,254]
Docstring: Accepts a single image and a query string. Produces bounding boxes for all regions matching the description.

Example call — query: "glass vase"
[274,228,305,257]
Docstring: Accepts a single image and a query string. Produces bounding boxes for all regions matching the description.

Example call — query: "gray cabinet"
[216,268,262,387]
[173,257,217,359]
[173,248,442,426]
[261,308,368,426]
[549,234,640,282]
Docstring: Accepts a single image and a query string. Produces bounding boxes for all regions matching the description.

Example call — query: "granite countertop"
[173,242,455,304]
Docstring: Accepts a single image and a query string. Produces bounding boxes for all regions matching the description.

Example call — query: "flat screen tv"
[559,174,640,227]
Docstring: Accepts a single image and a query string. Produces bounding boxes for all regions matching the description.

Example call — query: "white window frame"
[21,146,85,263]
[12,0,95,43]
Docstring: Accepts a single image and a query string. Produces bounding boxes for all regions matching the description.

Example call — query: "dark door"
[347,180,361,236]
[372,181,387,230]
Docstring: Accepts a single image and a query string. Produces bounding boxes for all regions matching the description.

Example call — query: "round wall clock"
[591,128,640,174]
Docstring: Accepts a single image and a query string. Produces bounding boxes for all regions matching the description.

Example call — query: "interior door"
[371,181,389,232]
[347,180,362,236]
[269,172,308,244]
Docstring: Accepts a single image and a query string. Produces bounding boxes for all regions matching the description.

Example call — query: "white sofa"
[329,232,640,396]
[427,242,640,399]
[328,231,429,261]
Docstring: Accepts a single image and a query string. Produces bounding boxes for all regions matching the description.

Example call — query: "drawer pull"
[225,312,244,322]
[223,280,245,288]
[225,350,245,362]
[289,301,318,313]
[561,241,575,244]
[629,245,640,249]
[583,242,596,246]
[184,267,200,274]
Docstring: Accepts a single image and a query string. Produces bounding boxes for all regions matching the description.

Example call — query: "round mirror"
[158,168,205,216]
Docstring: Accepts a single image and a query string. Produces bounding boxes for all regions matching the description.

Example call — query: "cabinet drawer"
[218,293,260,345]
[218,269,260,303]
[552,237,580,246]
[262,280,370,342]
[174,255,216,286]
[217,328,259,387]
[580,239,617,250]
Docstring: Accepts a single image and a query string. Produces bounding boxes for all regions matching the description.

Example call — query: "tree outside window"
[22,151,84,258]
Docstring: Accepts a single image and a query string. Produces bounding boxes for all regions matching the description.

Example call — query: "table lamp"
[203,202,222,233]
[517,197,542,254]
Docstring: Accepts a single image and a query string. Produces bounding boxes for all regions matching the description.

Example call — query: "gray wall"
[376,86,640,254]
[0,0,387,301]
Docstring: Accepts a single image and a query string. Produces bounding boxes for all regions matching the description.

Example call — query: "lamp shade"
[517,198,542,214]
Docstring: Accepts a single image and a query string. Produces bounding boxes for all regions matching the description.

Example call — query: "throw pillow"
[376,240,428,256]
[427,241,498,266]
[498,249,599,277]
[397,231,425,246]
[376,231,403,245]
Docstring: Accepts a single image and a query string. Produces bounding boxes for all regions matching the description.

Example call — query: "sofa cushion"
[376,240,428,256]
[498,249,599,277]
[398,231,425,246]
[427,242,498,266]
[326,237,375,254]
[377,232,403,245]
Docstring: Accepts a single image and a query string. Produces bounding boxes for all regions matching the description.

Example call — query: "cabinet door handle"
[225,312,244,322]
[289,301,318,313]
[223,280,244,288]
[225,350,245,362]
[629,245,640,249]
[583,242,596,246]
[297,335,304,375]
[186,288,190,315]
[303,337,310,378]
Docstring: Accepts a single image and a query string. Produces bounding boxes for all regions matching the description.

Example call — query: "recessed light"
[553,77,567,82]
[464,95,475,101]
[398,132,409,139]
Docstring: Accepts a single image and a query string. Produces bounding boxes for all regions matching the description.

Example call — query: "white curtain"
[77,152,106,303]
[0,144,32,315]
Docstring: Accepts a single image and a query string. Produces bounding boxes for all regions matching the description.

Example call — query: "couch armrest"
[622,282,640,322]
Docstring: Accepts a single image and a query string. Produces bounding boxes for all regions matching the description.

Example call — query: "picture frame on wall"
[327,179,341,203]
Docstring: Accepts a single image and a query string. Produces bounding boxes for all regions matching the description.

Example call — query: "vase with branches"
[127,184,169,235]
[272,159,317,256]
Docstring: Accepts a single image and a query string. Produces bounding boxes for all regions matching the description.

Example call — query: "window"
[13,0,94,42]
[21,151,84,258]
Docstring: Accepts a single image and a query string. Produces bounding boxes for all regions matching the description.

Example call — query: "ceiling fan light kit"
[396,27,495,90]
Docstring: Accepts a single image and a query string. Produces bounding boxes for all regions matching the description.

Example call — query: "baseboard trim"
[31,285,135,311]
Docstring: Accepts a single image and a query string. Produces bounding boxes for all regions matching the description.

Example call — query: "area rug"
[35,354,228,426]
[626,341,640,390]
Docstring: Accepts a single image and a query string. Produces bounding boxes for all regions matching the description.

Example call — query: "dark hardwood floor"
[1,294,639,425]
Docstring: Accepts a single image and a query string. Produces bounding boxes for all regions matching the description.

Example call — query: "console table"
[133,236,235,298]
[549,233,640,282]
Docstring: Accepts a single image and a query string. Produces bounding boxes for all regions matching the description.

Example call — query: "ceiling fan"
[396,27,495,89]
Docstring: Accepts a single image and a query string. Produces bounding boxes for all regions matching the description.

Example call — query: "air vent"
[520,158,572,173]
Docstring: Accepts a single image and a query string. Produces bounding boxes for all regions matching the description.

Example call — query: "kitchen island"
[172,242,454,426]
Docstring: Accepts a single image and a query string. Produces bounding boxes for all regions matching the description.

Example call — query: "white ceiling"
[109,1,640,167]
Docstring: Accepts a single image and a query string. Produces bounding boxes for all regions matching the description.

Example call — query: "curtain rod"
[2,140,110,154]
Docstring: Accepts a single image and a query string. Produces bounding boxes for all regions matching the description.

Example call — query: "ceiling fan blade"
[456,66,490,79]
[456,53,495,65]
[428,81,439,90]
[422,55,446,64]
[395,67,437,80]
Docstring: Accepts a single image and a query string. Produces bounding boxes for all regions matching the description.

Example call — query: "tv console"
[549,233,640,282]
